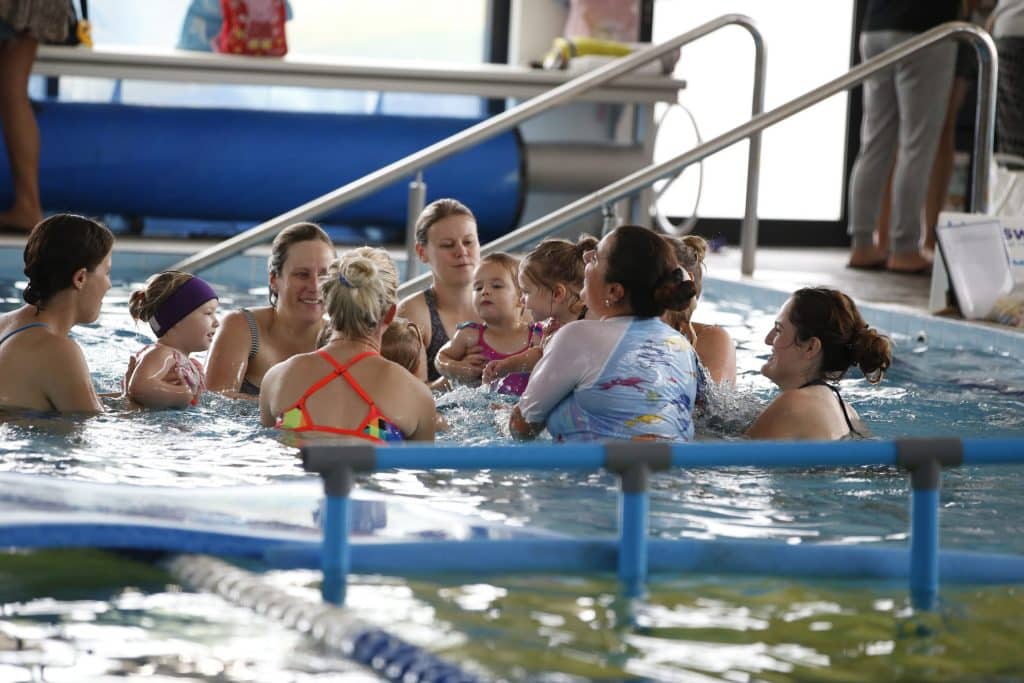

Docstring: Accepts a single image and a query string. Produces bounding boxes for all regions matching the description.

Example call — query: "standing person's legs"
[0,33,42,232]
[888,41,956,272]
[847,31,902,268]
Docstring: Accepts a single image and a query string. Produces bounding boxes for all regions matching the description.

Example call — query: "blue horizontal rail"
[302,437,1024,612]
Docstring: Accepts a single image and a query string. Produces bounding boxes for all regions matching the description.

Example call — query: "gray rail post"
[302,444,378,606]
[605,442,672,597]
[895,438,964,610]
[405,172,426,281]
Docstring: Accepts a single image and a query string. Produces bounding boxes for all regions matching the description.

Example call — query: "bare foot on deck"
[847,245,888,270]
[0,207,41,234]
[887,250,933,275]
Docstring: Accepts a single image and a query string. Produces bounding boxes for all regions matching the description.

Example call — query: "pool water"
[2,280,1024,681]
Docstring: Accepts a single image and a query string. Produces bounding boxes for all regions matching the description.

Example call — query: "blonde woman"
[397,198,481,384]
[260,247,435,442]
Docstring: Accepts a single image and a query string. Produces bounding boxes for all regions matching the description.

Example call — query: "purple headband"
[150,277,218,337]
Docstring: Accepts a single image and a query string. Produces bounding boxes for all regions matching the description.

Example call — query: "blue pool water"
[2,276,1024,680]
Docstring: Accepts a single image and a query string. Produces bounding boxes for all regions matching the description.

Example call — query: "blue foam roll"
[0,101,524,241]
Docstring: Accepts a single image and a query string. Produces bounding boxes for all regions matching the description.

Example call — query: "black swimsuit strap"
[800,379,859,436]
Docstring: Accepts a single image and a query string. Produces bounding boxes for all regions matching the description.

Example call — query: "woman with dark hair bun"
[0,214,114,413]
[510,225,703,442]
[747,287,893,440]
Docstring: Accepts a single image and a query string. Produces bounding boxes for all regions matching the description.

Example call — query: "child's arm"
[481,346,542,384]
[125,347,196,409]
[434,326,486,385]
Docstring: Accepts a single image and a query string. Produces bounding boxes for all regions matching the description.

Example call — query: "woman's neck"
[326,333,381,354]
[779,368,820,392]
[29,298,76,337]
[432,279,474,312]
[269,307,323,346]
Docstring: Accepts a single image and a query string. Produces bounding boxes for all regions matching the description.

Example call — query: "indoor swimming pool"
[1,270,1023,681]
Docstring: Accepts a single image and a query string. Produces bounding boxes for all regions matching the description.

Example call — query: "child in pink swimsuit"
[124,272,219,408]
[480,234,597,389]
[435,253,542,395]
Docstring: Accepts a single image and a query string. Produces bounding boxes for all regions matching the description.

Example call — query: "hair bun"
[23,284,40,306]
[850,326,892,384]
[341,257,378,289]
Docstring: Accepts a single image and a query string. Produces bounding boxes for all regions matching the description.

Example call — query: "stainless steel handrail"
[171,14,766,273]
[397,21,996,298]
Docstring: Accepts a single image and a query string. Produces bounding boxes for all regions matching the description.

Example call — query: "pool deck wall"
[2,235,1022,357]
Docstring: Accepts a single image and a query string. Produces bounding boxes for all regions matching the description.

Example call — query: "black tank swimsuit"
[800,378,861,437]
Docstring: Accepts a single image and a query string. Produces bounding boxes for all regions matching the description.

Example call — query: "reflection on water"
[1,282,1024,680]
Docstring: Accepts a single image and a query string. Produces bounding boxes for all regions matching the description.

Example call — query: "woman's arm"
[508,405,545,440]
[258,361,285,427]
[408,378,437,442]
[43,337,103,413]
[692,324,737,386]
[205,311,254,393]
[125,346,195,409]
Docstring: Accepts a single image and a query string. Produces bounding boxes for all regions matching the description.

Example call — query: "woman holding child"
[206,222,335,396]
[260,247,436,442]
[510,224,703,442]
[0,214,114,413]
[397,198,482,384]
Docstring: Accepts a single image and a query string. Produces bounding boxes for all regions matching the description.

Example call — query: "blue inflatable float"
[0,101,525,240]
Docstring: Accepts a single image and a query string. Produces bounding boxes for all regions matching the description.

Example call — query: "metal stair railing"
[395,21,996,299]
[170,13,766,274]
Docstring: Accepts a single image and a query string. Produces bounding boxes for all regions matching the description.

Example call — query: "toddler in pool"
[125,271,219,408]
[480,234,596,387]
[436,253,541,395]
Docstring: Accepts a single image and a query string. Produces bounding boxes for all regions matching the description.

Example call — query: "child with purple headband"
[125,271,220,408]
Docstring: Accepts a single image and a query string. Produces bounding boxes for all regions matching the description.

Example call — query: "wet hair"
[414,198,475,246]
[788,287,892,384]
[128,271,195,322]
[663,234,708,330]
[23,214,114,310]
[520,234,597,301]
[382,317,424,375]
[267,222,333,307]
[477,250,524,315]
[604,225,696,318]
[322,247,399,339]
[478,252,522,299]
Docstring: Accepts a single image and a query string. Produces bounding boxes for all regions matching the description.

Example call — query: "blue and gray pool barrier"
[301,437,1024,613]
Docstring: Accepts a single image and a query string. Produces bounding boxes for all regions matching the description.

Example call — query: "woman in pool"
[206,222,335,397]
[663,234,736,385]
[261,247,436,442]
[124,271,219,409]
[397,198,481,386]
[746,287,892,440]
[509,224,702,442]
[0,214,114,413]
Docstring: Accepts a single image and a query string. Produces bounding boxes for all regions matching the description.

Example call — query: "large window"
[652,1,855,221]
[47,1,489,117]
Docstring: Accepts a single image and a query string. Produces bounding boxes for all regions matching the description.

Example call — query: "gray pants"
[847,31,956,254]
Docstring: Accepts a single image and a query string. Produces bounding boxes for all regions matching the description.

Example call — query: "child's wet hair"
[382,317,424,375]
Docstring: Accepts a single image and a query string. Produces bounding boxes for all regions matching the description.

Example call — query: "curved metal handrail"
[397,21,996,297]
[171,14,766,273]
